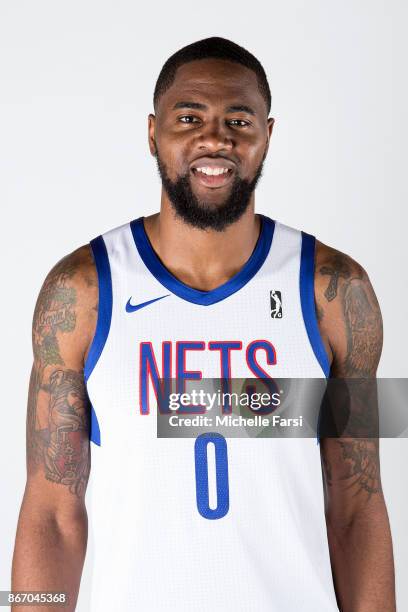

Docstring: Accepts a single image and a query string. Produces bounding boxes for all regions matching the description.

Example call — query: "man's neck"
[142,199,261,292]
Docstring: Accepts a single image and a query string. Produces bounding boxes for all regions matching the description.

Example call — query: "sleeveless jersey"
[84,213,339,611]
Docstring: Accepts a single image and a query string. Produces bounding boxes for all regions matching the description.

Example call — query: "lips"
[190,156,236,189]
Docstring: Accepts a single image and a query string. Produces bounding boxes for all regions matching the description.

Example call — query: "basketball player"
[12,38,395,611]
[270,289,282,318]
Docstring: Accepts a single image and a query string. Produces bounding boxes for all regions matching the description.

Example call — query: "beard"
[155,152,265,232]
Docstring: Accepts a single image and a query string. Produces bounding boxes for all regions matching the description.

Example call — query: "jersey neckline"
[129,214,275,306]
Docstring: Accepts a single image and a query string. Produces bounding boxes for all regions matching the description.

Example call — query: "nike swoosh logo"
[125,294,170,313]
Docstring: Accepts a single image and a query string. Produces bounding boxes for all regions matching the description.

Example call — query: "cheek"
[157,138,190,177]
[239,141,266,176]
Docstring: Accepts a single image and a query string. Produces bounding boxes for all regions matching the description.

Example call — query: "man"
[12,37,395,611]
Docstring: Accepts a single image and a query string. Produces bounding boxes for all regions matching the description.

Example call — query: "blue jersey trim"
[300,232,330,379]
[89,403,101,446]
[84,235,113,446]
[130,214,275,306]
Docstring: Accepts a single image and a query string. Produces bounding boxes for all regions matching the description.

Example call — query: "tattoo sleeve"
[316,244,383,501]
[26,247,96,498]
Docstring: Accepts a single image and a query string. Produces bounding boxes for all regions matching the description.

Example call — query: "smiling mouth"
[190,166,234,189]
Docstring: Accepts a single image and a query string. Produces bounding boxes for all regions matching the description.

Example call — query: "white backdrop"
[1,1,407,609]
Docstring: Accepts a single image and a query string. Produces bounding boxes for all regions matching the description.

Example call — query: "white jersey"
[84,213,339,611]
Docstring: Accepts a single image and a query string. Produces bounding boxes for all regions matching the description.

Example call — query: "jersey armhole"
[299,232,331,379]
[84,235,113,446]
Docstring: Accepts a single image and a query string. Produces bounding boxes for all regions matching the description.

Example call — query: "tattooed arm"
[11,246,98,611]
[315,241,396,612]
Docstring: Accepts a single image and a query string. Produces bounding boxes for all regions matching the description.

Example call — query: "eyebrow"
[172,101,256,115]
[226,104,256,116]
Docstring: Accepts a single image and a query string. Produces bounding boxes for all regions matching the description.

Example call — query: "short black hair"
[153,37,271,114]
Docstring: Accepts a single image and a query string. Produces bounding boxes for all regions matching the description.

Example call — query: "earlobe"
[262,118,274,158]
[268,117,275,138]
[148,113,157,156]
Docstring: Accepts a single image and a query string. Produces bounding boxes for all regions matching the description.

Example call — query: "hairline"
[153,57,270,115]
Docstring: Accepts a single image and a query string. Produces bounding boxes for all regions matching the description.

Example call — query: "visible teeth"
[195,167,229,176]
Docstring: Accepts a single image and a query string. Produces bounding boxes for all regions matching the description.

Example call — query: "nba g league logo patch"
[270,290,282,318]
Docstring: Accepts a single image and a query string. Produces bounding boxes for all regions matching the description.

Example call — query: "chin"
[191,189,232,208]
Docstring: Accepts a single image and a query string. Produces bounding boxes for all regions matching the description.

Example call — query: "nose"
[196,118,233,153]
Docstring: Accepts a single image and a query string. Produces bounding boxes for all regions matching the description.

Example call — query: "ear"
[148,114,157,156]
[267,117,275,140]
[263,117,275,159]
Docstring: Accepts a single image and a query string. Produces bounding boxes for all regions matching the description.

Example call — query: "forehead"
[158,58,267,114]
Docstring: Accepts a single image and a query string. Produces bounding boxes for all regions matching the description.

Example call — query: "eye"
[179,115,200,124]
[228,119,250,127]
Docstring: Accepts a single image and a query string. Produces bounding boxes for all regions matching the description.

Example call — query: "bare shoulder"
[314,240,383,377]
[33,244,98,366]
